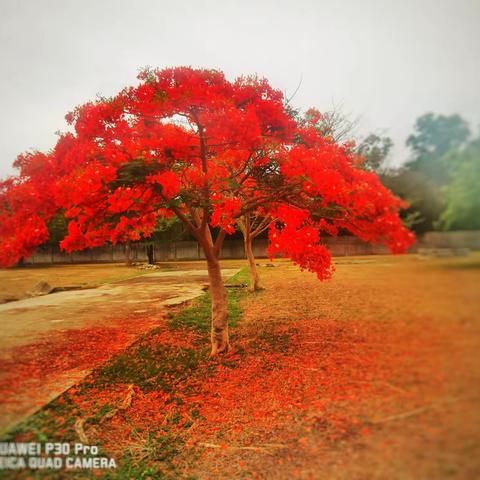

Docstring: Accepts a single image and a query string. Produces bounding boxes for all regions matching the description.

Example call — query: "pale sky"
[1,0,479,177]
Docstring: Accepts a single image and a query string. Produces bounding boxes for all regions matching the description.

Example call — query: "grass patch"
[168,268,249,333]
[95,268,250,392]
[97,343,207,392]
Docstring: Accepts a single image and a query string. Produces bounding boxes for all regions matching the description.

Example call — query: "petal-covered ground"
[0,264,240,433]
[2,255,480,479]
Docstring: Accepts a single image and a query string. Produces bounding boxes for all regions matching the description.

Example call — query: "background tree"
[298,107,394,172]
[380,169,444,233]
[378,113,472,233]
[407,112,470,158]
[406,113,470,184]
[439,137,480,230]
[303,107,358,144]
[356,133,393,172]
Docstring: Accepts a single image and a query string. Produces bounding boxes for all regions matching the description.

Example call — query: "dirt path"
[0,263,149,303]
[0,266,240,434]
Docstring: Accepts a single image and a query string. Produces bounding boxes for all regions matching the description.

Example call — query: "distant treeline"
[379,112,479,233]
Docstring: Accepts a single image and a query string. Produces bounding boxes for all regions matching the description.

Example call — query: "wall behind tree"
[18,231,480,265]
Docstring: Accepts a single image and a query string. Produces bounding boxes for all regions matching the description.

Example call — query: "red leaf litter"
[0,315,159,418]
[66,317,437,470]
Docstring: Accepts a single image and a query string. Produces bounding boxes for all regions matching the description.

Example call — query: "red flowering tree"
[0,67,414,355]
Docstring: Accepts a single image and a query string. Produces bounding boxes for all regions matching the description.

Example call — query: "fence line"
[22,231,480,265]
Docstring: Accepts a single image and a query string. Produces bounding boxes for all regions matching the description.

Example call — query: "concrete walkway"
[0,268,239,434]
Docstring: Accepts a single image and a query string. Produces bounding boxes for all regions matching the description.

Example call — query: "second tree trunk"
[244,235,261,291]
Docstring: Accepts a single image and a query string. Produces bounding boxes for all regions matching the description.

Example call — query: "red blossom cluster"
[0,66,414,276]
[0,153,57,265]
[265,135,415,278]
[268,205,335,280]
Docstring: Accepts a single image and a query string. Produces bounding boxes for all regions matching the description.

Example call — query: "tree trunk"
[186,215,229,355]
[146,244,155,265]
[244,235,261,291]
[206,253,229,356]
[125,240,132,266]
